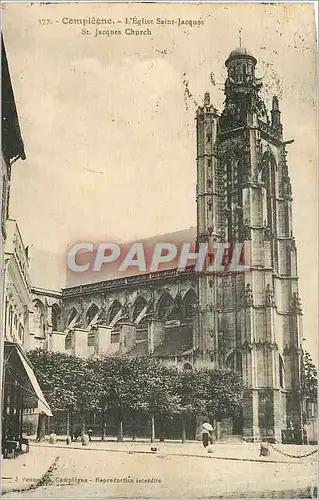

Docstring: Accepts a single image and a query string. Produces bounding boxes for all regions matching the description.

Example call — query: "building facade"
[1,37,52,451]
[3,219,31,348]
[1,34,27,364]
[29,287,63,352]
[195,47,303,442]
[34,48,304,443]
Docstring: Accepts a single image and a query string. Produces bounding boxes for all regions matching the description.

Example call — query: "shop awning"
[4,342,52,416]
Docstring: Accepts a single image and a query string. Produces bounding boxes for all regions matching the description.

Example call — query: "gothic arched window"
[32,300,45,338]
[226,350,243,377]
[132,297,147,324]
[235,159,244,234]
[67,307,78,327]
[262,152,277,232]
[133,296,148,340]
[262,153,276,193]
[108,300,122,325]
[8,304,13,336]
[18,324,24,342]
[225,157,235,240]
[181,289,197,324]
[85,303,99,327]
[279,354,284,388]
[52,303,62,331]
[157,293,175,321]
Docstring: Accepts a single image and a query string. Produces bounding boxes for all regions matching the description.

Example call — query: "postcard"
[1,2,317,498]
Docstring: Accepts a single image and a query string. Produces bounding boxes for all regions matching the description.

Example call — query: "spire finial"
[239,28,242,48]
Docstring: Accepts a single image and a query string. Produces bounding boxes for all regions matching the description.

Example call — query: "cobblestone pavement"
[2,442,317,499]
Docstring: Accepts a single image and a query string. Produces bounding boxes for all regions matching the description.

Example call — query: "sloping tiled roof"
[65,227,197,288]
[1,36,26,163]
[153,325,193,357]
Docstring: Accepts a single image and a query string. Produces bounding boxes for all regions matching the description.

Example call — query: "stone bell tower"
[195,47,303,442]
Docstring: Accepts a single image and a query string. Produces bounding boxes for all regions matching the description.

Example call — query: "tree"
[175,369,209,443]
[87,356,110,440]
[174,367,243,442]
[94,356,181,442]
[302,350,318,400]
[141,362,182,443]
[27,349,244,444]
[27,349,102,437]
[92,355,148,442]
[27,350,76,440]
[205,368,244,422]
[94,356,182,442]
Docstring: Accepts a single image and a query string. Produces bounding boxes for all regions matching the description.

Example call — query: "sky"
[2,2,317,357]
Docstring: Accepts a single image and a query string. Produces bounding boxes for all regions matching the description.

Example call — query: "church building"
[30,47,304,443]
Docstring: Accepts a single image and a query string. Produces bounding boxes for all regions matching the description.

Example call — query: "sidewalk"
[1,441,316,498]
[31,438,318,464]
[1,446,59,495]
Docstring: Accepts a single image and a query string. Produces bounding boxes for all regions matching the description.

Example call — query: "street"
[2,443,317,498]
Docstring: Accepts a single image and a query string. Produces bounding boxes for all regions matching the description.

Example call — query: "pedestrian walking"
[87,429,93,441]
[202,429,210,448]
[201,422,213,449]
